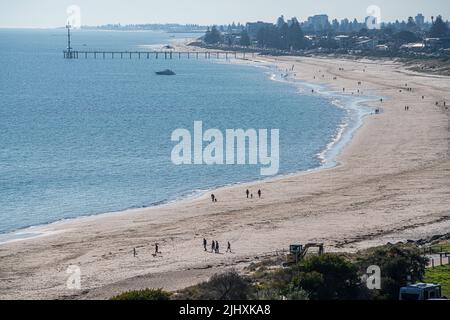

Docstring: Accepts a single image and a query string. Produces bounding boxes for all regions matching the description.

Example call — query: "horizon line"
[1,13,448,30]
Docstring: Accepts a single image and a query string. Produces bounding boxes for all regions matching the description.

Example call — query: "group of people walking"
[246,189,262,199]
[203,238,231,254]
[138,188,264,259]
[211,188,263,203]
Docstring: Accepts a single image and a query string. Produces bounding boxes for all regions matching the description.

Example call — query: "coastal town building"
[305,14,330,32]
[246,21,274,39]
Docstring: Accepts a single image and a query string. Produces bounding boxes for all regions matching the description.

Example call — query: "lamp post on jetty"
[64,24,73,59]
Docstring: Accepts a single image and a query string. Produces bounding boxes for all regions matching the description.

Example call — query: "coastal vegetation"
[174,271,252,300]
[354,245,428,300]
[199,14,450,62]
[111,243,432,300]
[111,288,172,300]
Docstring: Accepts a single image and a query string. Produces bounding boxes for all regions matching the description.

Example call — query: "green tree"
[239,30,251,47]
[290,254,363,300]
[204,25,222,44]
[395,30,420,43]
[279,22,289,49]
[406,17,417,32]
[357,245,428,300]
[287,20,305,50]
[429,15,449,38]
[257,26,283,49]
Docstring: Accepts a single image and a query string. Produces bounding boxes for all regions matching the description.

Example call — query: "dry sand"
[0,54,449,300]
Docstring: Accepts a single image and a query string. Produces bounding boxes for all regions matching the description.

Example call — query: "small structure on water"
[156,69,176,76]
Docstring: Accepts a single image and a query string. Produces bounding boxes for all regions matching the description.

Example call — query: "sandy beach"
[0,53,449,300]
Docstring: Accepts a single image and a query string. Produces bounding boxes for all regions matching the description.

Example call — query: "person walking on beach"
[258,189,262,199]
[216,241,220,254]
[211,194,215,203]
[211,240,215,253]
[227,242,232,253]
[133,248,137,258]
[203,238,207,252]
[155,243,160,255]
[246,189,250,199]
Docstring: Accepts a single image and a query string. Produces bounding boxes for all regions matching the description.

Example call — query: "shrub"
[289,254,363,300]
[283,286,310,300]
[357,244,428,300]
[176,270,252,300]
[111,288,171,300]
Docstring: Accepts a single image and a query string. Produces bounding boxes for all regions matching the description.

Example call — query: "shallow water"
[0,29,346,234]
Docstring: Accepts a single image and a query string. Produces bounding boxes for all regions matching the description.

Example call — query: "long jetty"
[63,50,253,60]
[63,25,254,60]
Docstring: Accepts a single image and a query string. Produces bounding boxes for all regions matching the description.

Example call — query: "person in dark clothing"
[211,194,215,202]
[246,189,250,198]
[227,242,232,253]
[203,238,207,251]
[155,243,160,255]
[211,240,215,253]
[258,189,262,198]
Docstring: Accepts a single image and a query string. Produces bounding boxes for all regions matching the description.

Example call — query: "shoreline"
[0,59,377,244]
[1,52,449,299]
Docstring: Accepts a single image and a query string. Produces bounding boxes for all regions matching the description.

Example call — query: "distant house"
[355,37,378,50]
[222,33,242,46]
[375,44,389,51]
[401,42,425,51]
[305,14,330,32]
[335,35,352,49]
[424,37,450,49]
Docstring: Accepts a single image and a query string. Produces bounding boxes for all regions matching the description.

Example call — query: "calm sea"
[0,28,348,235]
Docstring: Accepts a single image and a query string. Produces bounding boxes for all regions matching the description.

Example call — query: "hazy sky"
[1,0,449,28]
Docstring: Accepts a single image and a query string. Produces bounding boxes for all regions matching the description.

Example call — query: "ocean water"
[0,29,347,235]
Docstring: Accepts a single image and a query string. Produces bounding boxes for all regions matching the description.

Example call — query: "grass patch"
[431,241,450,253]
[424,265,450,298]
